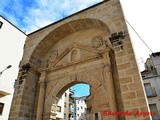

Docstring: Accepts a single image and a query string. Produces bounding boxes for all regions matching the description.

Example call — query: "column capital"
[38,71,46,90]
[101,47,112,54]
[38,81,45,89]
[104,65,112,73]
[39,71,47,82]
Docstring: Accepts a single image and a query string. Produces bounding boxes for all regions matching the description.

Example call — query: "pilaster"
[36,71,46,120]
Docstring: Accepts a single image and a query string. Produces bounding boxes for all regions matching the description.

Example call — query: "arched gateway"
[9,0,151,120]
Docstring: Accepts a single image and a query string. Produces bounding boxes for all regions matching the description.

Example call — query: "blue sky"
[1,0,160,97]
[71,84,90,97]
[0,0,102,33]
[0,0,102,97]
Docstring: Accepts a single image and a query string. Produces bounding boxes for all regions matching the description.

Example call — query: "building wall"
[56,89,74,120]
[0,16,26,120]
[150,54,160,74]
[76,99,86,120]
[64,89,72,120]
[142,53,160,119]
[56,93,65,119]
[56,89,87,120]
[143,77,160,119]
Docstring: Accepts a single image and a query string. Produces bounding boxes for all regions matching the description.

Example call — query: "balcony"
[69,107,74,114]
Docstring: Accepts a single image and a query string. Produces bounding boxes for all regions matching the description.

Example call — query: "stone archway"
[43,51,117,120]
[9,1,150,120]
[35,25,118,119]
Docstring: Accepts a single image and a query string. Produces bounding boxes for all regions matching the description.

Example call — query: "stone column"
[43,96,58,120]
[102,49,118,119]
[36,72,46,120]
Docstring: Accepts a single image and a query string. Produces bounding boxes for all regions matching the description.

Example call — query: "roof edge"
[0,15,27,36]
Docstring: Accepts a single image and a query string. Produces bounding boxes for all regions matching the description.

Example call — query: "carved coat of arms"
[92,35,103,48]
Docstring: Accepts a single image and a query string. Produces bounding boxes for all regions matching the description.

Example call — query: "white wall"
[0,16,26,120]
[143,77,160,118]
[76,99,86,120]
[56,94,65,119]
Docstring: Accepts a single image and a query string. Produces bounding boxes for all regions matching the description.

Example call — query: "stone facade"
[9,0,150,120]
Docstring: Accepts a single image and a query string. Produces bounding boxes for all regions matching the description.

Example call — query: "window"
[144,83,152,96]
[65,93,67,97]
[142,75,145,78]
[64,113,66,119]
[0,21,3,29]
[95,113,98,120]
[0,103,4,115]
[149,104,160,120]
[64,102,66,108]
[57,106,61,112]
[81,106,83,109]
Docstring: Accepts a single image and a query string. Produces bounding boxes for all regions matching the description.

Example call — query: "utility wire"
[126,20,160,69]
[125,20,154,54]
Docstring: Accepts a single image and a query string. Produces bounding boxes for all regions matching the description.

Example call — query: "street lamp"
[0,65,12,77]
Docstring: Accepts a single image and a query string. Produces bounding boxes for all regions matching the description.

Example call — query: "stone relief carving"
[102,51,111,67]
[91,35,103,48]
[90,68,105,84]
[44,43,104,71]
[46,50,58,68]
[69,47,81,62]
[35,60,42,68]
[77,72,88,82]
[71,49,78,61]
[70,74,77,82]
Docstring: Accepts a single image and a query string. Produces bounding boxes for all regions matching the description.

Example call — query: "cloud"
[0,0,102,34]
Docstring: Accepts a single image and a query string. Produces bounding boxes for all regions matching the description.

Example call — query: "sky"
[71,84,90,97]
[0,0,160,97]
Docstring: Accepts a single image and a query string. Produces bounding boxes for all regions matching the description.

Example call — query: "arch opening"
[55,83,90,120]
[32,18,119,120]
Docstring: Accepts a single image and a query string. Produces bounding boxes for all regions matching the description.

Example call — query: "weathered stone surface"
[9,0,150,120]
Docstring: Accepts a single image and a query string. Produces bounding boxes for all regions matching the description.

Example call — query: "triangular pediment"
[47,43,100,70]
